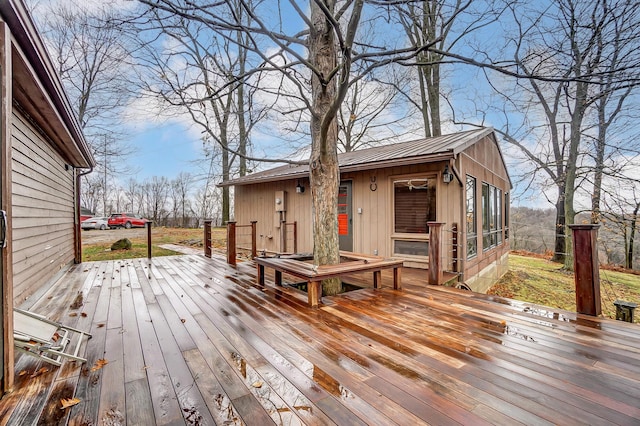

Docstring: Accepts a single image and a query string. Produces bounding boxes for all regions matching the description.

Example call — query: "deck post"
[250,221,257,259]
[569,224,601,316]
[428,222,445,285]
[227,221,237,266]
[146,221,153,259]
[204,220,212,258]
[308,281,321,307]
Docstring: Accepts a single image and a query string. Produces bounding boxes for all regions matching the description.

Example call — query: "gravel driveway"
[81,228,148,245]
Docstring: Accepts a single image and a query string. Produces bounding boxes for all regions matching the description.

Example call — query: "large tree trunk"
[221,126,230,224]
[627,203,640,269]
[552,190,566,263]
[309,0,341,296]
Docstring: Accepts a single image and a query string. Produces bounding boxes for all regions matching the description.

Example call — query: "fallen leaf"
[60,397,81,409]
[31,367,49,378]
[52,332,61,342]
[81,312,88,317]
[18,370,28,376]
[252,381,263,388]
[69,313,78,317]
[90,358,109,372]
[97,323,105,328]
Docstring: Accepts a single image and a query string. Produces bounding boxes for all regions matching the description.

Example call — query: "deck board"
[2,253,640,425]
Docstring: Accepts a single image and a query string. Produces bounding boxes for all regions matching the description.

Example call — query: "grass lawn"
[82,227,227,262]
[488,254,640,323]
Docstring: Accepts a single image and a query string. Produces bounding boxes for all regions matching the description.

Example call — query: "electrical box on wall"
[275,190,286,212]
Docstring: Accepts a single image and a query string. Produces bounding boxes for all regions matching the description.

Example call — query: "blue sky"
[126,122,201,180]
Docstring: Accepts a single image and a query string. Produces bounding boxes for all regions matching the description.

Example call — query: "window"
[394,178,436,234]
[482,182,503,251]
[466,176,477,259]
[393,177,436,256]
[504,192,510,240]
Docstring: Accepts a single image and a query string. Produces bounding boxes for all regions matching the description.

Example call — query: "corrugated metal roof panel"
[221,127,494,186]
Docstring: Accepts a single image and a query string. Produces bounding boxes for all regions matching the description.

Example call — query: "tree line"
[511,206,639,270]
[80,172,224,228]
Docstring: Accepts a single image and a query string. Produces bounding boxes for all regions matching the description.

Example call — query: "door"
[338,181,353,251]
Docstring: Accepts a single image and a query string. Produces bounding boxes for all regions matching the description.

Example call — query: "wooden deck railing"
[225,221,257,266]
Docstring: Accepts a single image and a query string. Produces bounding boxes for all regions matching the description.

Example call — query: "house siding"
[11,110,75,304]
[232,133,510,292]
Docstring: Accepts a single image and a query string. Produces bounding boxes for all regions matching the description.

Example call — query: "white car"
[81,217,109,230]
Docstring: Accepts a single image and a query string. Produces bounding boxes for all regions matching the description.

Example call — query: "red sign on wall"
[338,213,348,235]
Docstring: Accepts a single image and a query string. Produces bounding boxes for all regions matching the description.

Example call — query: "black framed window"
[482,182,503,251]
[466,176,477,259]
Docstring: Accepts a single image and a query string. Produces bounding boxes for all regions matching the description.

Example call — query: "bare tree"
[127,0,269,224]
[602,186,640,269]
[466,0,640,268]
[395,0,500,137]
[28,1,137,209]
[79,174,104,215]
[142,176,170,224]
[337,68,415,152]
[171,172,193,227]
[128,0,482,294]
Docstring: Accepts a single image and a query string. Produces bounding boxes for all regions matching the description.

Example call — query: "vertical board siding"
[11,110,75,304]
[233,135,511,291]
[459,135,511,289]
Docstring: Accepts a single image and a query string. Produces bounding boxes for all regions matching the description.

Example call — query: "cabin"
[0,0,95,393]
[220,127,511,293]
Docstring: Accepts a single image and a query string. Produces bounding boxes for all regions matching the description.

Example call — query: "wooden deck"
[1,254,640,425]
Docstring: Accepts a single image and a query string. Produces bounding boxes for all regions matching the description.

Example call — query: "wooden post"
[569,224,601,316]
[393,267,402,290]
[204,220,212,258]
[1,21,14,394]
[308,281,321,308]
[227,221,237,266]
[250,221,257,259]
[428,222,445,285]
[146,221,153,259]
[293,221,298,254]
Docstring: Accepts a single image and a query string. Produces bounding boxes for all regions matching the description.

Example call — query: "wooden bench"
[255,253,403,307]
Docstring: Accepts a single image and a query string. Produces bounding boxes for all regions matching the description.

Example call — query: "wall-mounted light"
[296,179,305,193]
[442,164,453,184]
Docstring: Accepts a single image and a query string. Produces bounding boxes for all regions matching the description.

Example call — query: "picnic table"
[255,251,404,307]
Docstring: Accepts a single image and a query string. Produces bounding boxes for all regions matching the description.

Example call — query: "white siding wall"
[11,110,75,304]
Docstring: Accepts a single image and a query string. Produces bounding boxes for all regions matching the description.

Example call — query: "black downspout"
[74,166,93,263]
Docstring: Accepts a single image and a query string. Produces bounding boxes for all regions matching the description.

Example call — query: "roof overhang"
[218,152,455,187]
[0,0,94,168]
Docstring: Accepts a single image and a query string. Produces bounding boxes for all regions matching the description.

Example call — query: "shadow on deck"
[1,253,639,425]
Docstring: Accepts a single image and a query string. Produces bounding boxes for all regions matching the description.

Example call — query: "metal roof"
[220,127,496,186]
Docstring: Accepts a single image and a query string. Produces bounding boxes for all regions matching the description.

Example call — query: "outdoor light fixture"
[296,180,305,193]
[442,164,453,184]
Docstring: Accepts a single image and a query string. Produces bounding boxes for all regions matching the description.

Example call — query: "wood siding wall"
[11,110,75,304]
[458,135,511,289]
[233,135,511,291]
[234,162,458,261]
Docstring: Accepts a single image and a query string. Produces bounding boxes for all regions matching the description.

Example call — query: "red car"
[107,213,149,229]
